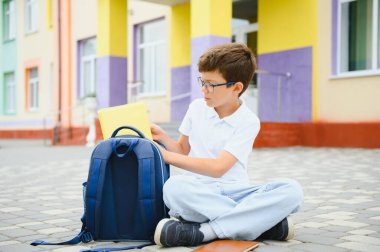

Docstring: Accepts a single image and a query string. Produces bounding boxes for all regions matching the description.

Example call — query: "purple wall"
[191,35,231,100]
[171,65,191,121]
[258,47,313,122]
[96,56,127,109]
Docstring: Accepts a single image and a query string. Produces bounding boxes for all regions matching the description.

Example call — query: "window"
[338,0,380,74]
[137,19,166,95]
[3,0,15,40]
[25,0,38,33]
[80,37,97,98]
[4,72,16,114]
[27,67,39,111]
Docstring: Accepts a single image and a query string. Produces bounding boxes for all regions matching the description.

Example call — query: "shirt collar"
[206,99,246,127]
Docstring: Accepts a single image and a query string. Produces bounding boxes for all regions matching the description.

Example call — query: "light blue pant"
[163,175,304,240]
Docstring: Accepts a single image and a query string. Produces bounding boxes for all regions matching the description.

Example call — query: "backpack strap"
[86,141,114,239]
[79,242,154,252]
[31,215,93,246]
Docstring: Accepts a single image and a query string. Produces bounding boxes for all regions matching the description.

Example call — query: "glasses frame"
[197,77,236,93]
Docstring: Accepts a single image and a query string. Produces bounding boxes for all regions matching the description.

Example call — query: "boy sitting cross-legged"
[150,43,304,247]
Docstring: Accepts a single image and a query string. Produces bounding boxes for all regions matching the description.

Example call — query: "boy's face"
[199,71,242,108]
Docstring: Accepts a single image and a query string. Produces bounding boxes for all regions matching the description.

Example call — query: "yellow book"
[98,102,153,140]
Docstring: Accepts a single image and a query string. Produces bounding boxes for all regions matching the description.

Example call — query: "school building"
[0,0,379,147]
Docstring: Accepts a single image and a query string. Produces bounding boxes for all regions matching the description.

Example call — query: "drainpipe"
[54,0,62,144]
[58,0,62,124]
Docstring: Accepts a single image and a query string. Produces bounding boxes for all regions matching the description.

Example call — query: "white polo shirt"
[179,98,260,183]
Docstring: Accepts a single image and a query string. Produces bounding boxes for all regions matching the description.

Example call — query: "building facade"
[0,0,379,147]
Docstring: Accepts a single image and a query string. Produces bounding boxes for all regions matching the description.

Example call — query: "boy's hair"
[198,43,256,97]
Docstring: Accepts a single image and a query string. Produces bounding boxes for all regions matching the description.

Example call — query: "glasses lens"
[198,78,214,93]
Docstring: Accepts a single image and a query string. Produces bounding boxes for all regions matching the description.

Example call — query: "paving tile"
[44,218,72,224]
[367,207,380,211]
[0,207,24,213]
[315,214,355,221]
[294,234,343,245]
[143,245,193,251]
[299,222,329,228]
[341,235,380,246]
[16,221,44,227]
[37,227,70,235]
[0,228,36,238]
[0,243,43,251]
[290,243,348,252]
[0,240,20,247]
[324,220,369,228]
[318,206,339,210]
[336,241,380,252]
[348,229,377,235]
[40,209,70,215]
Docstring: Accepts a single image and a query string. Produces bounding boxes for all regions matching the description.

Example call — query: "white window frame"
[4,72,16,114]
[28,68,39,111]
[4,0,16,40]
[137,19,166,97]
[336,0,380,78]
[25,0,38,34]
[80,38,97,98]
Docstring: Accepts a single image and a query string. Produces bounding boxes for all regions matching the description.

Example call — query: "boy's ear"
[234,82,244,94]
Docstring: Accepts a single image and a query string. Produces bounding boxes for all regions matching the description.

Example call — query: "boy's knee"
[284,179,304,206]
[163,176,195,203]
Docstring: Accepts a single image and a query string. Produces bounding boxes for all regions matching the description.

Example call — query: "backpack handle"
[111,126,146,138]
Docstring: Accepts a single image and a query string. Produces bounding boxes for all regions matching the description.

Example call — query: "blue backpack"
[32,126,170,251]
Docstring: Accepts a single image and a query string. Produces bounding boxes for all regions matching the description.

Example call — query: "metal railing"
[256,69,292,121]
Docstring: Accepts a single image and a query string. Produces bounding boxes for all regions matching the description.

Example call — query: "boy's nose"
[201,85,209,94]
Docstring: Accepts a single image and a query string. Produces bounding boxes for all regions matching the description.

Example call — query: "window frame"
[27,67,39,112]
[79,37,97,99]
[4,72,16,115]
[136,18,167,97]
[3,0,16,41]
[25,0,38,34]
[335,0,380,78]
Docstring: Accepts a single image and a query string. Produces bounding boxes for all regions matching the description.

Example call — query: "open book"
[98,102,153,140]
[193,240,259,252]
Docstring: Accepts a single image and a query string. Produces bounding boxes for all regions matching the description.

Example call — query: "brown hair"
[198,43,256,96]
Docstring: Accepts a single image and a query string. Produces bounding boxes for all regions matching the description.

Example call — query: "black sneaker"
[258,217,294,241]
[154,218,204,247]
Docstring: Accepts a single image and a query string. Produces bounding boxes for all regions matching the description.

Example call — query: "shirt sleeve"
[178,103,193,136]
[223,121,260,164]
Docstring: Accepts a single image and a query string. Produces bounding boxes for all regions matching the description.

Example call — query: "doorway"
[232,20,258,114]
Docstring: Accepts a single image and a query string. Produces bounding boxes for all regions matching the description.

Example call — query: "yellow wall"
[97,0,127,57]
[258,0,317,54]
[171,2,190,67]
[316,1,380,122]
[191,0,231,38]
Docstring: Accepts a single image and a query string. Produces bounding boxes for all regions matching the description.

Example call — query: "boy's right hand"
[150,123,167,142]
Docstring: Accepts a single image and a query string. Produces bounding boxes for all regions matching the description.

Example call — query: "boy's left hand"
[153,141,169,163]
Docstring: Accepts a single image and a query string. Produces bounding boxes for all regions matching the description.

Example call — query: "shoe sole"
[154,218,171,246]
[285,216,295,240]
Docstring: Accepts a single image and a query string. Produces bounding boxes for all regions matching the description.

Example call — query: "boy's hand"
[150,123,167,142]
[152,141,170,163]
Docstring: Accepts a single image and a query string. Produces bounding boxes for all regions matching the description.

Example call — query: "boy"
[151,43,303,247]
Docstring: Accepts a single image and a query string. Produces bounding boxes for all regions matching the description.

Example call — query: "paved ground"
[0,138,380,252]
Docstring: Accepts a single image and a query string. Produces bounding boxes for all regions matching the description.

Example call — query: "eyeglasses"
[197,77,236,93]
